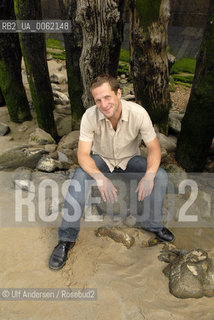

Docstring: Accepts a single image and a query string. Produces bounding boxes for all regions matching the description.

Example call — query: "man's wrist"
[144,171,156,180]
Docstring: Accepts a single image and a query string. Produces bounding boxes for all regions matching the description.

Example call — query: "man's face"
[91,82,122,120]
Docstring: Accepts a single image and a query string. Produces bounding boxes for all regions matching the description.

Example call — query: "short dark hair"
[90,74,120,94]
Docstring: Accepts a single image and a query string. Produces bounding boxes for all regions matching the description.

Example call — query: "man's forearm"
[78,154,105,182]
[144,137,161,178]
[145,150,161,177]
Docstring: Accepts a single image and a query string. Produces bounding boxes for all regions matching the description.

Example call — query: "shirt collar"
[97,99,129,121]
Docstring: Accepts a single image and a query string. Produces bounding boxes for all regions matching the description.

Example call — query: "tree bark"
[58,0,85,128]
[0,0,32,121]
[14,0,58,139]
[76,0,125,108]
[176,0,214,172]
[0,88,6,107]
[129,0,171,134]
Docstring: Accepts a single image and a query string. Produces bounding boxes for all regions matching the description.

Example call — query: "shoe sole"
[155,235,175,243]
[49,260,66,270]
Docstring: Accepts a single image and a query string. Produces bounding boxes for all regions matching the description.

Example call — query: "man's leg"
[49,154,110,269]
[126,155,174,241]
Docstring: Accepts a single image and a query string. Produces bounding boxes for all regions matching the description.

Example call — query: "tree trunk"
[14,0,58,139]
[76,0,125,108]
[176,0,214,172]
[0,0,32,122]
[58,0,85,128]
[129,0,171,134]
[0,88,6,107]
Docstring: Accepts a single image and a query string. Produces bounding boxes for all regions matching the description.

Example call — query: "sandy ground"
[0,60,214,320]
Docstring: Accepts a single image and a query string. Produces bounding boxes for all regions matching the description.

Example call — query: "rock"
[140,145,167,161]
[12,167,34,192]
[95,226,135,248]
[157,133,177,152]
[57,130,80,151]
[160,245,214,299]
[167,52,176,71]
[0,122,10,136]
[169,112,184,121]
[0,146,48,170]
[57,151,69,162]
[47,54,53,61]
[168,117,181,134]
[123,215,137,227]
[58,64,66,71]
[163,163,187,193]
[51,83,61,91]
[172,189,212,223]
[18,125,28,132]
[53,90,70,105]
[55,104,71,115]
[121,74,126,79]
[71,148,78,164]
[50,72,67,84]
[36,157,58,172]
[49,151,58,160]
[29,128,56,145]
[120,79,127,84]
[47,198,64,216]
[123,94,135,101]
[36,155,72,172]
[44,144,57,153]
[160,147,168,160]
[205,160,214,172]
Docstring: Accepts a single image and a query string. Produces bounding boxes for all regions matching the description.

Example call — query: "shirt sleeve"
[140,109,156,143]
[79,111,94,142]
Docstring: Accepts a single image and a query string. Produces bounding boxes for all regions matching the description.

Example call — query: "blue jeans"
[58,155,168,242]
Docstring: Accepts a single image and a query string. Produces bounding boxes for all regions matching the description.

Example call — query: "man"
[49,75,174,270]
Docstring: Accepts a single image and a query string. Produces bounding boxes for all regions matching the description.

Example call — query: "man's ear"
[117,88,122,98]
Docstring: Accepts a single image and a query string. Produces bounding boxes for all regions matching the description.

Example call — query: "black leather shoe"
[154,227,174,242]
[49,240,75,270]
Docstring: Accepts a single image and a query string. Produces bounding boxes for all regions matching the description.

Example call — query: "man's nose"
[100,99,108,108]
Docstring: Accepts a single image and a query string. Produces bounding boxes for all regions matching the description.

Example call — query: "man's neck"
[109,101,122,130]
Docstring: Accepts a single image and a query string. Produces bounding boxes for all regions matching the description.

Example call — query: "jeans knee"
[155,167,168,185]
[72,166,91,185]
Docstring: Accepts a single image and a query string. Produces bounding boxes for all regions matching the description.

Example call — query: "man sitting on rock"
[49,74,174,270]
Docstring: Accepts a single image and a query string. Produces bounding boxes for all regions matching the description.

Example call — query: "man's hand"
[136,173,155,201]
[96,176,118,203]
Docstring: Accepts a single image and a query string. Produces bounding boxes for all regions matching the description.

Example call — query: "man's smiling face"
[91,82,122,120]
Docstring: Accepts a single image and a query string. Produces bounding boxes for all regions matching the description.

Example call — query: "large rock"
[95,226,135,248]
[57,130,80,150]
[157,133,177,152]
[57,131,80,161]
[51,83,61,91]
[53,90,70,105]
[55,105,71,115]
[0,122,10,136]
[12,167,33,192]
[168,116,181,134]
[160,245,214,299]
[0,146,48,170]
[29,128,56,145]
[50,72,67,84]
[163,163,187,193]
[95,225,160,248]
[36,156,72,172]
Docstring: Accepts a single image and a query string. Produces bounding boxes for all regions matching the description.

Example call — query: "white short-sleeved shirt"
[79,99,156,172]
